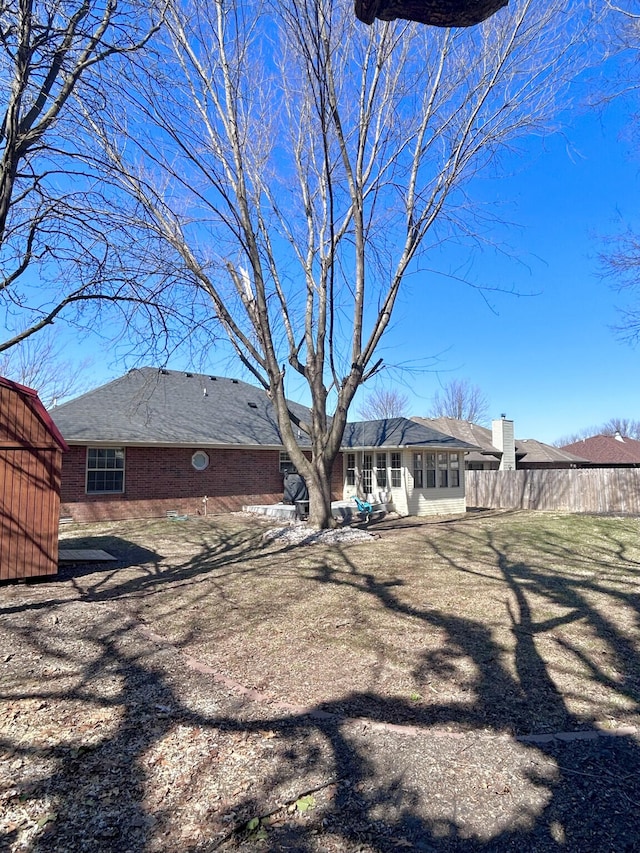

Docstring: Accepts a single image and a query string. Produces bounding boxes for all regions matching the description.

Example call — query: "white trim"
[191,450,210,471]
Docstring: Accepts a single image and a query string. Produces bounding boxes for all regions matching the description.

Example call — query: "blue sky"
[15,20,638,448]
[353,92,640,444]
[57,89,639,446]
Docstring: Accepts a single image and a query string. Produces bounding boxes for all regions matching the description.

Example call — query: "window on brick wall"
[191,450,210,471]
[279,451,297,473]
[86,448,125,493]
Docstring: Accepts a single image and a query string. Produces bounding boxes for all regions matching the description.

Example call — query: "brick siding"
[60,445,345,521]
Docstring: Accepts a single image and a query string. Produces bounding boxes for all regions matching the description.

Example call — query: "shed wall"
[0,383,62,580]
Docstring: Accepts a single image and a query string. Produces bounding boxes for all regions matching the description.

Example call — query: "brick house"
[51,368,477,521]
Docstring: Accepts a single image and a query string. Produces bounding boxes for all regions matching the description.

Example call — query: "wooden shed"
[0,376,68,581]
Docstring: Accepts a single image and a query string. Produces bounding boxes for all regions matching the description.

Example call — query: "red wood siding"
[0,382,63,580]
[61,446,345,522]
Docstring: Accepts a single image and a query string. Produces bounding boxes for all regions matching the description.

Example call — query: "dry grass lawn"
[2,509,640,852]
[58,510,640,734]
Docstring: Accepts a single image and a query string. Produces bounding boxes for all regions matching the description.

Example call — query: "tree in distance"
[428,378,490,424]
[554,417,640,446]
[0,329,93,408]
[357,387,410,421]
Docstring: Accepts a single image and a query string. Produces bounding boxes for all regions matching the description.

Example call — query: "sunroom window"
[390,452,402,488]
[346,453,356,486]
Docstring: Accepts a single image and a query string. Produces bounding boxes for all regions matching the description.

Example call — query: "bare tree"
[554,417,640,445]
[357,387,409,420]
[601,230,640,345]
[0,327,93,406]
[597,4,640,341]
[104,0,607,527]
[428,378,490,424]
[0,0,171,355]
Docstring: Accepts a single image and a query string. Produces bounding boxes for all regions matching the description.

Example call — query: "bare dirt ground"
[2,510,640,852]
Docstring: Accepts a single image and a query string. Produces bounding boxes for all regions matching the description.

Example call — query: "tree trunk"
[306,456,337,530]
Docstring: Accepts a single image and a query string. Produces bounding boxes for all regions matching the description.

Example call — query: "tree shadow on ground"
[1,517,640,851]
[55,536,163,582]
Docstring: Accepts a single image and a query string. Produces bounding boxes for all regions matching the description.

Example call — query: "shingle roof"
[561,434,640,464]
[1,375,68,451]
[515,439,588,464]
[413,417,588,465]
[342,418,479,450]
[51,367,313,447]
[412,417,497,462]
[50,368,478,452]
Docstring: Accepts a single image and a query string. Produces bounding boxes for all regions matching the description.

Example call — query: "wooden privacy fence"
[465,469,640,515]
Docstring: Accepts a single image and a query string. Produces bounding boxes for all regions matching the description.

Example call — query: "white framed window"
[375,452,387,489]
[191,450,210,471]
[86,447,125,494]
[438,453,449,487]
[346,453,356,486]
[450,453,461,487]
[390,452,402,488]
[362,453,373,492]
[413,453,423,488]
[425,453,436,488]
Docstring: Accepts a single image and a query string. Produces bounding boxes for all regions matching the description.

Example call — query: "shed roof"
[0,375,68,451]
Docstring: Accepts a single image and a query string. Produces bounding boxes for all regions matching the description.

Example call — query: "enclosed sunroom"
[341,418,479,516]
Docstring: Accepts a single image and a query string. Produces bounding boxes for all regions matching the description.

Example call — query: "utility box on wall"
[0,377,68,581]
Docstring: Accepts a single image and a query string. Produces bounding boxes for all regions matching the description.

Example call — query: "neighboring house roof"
[50,368,478,452]
[412,417,497,463]
[51,367,314,448]
[515,439,589,465]
[561,434,640,465]
[342,418,479,451]
[0,375,69,451]
[412,416,588,465]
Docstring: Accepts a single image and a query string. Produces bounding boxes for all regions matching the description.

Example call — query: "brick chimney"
[492,416,516,471]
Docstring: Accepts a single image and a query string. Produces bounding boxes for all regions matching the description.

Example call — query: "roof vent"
[248,401,257,408]
[210,376,217,381]
[160,369,169,375]
[185,372,193,378]
[232,379,239,384]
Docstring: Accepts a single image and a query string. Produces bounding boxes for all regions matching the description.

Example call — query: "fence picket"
[465,469,640,514]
